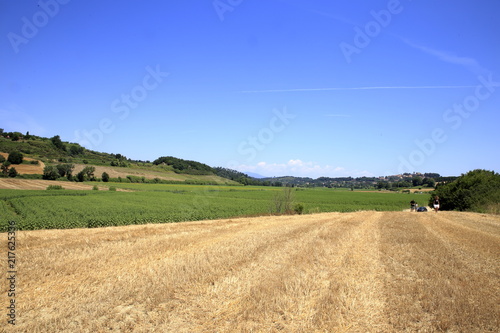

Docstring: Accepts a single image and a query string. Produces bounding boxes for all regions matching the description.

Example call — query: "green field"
[0,184,428,231]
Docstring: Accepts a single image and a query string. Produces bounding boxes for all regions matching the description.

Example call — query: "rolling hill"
[0,132,238,185]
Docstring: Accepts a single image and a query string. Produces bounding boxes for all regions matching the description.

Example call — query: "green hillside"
[0,131,237,185]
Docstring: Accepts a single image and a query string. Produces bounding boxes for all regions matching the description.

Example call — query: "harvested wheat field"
[0,153,44,175]
[1,211,499,332]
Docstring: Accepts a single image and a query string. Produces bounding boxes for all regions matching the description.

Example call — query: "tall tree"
[51,135,66,151]
[43,166,59,180]
[56,164,74,178]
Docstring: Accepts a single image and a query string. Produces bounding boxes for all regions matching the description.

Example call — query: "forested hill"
[153,156,214,175]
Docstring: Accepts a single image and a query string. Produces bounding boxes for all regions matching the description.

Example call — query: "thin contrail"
[397,37,490,76]
[239,85,479,93]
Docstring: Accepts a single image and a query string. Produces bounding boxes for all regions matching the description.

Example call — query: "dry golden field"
[0,179,131,191]
[1,211,499,332]
[0,153,45,175]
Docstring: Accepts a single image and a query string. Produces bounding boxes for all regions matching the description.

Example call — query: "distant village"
[259,172,458,189]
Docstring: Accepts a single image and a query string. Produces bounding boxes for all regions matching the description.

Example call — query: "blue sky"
[1,0,499,178]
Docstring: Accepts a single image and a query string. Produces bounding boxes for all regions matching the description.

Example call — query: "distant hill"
[245,172,268,179]
[259,173,455,189]
[0,130,454,188]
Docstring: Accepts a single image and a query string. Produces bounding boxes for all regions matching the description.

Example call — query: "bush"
[126,175,144,183]
[50,135,66,151]
[1,161,11,176]
[293,203,304,215]
[111,160,128,167]
[8,167,18,177]
[76,171,85,182]
[93,185,99,191]
[102,172,110,182]
[271,187,294,214]
[7,151,23,164]
[17,173,43,179]
[430,169,500,212]
[69,145,84,156]
[46,185,64,190]
[109,186,117,191]
[483,202,500,215]
[76,166,96,182]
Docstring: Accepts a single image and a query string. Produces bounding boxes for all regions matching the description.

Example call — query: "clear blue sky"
[1,0,499,178]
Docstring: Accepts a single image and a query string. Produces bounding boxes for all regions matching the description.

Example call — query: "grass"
[0,185,427,231]
[7,210,499,332]
[482,202,500,215]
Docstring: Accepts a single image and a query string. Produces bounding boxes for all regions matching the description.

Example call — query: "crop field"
[1,210,498,332]
[0,184,427,231]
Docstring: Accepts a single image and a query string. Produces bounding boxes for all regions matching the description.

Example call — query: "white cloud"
[236,160,373,178]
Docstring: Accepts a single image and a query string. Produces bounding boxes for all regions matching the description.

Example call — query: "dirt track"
[1,211,499,332]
